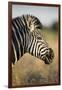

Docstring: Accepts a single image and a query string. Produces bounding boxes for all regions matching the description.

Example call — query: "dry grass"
[12,30,59,86]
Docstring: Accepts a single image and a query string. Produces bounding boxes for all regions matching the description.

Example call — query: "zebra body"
[12,15,54,64]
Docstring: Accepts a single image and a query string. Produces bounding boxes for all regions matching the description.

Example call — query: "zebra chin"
[42,48,54,64]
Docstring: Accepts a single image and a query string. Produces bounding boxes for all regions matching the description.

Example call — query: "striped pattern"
[12,15,54,64]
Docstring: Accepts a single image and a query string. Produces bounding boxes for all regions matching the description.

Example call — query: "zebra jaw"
[41,54,53,64]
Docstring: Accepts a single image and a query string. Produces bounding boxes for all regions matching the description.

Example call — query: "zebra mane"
[13,14,43,32]
[30,14,43,29]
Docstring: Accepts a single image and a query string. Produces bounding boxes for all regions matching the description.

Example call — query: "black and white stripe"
[12,15,54,64]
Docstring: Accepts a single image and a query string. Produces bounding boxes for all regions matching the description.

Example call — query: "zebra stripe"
[12,15,54,64]
[27,34,49,59]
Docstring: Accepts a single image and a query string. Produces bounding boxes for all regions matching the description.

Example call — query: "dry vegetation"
[12,30,59,87]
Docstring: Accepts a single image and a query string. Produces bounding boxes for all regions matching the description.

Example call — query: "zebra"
[12,15,54,65]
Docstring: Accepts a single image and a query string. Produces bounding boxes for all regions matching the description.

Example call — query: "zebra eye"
[37,37,42,39]
[36,35,42,40]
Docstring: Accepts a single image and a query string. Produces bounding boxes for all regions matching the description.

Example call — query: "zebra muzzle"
[44,48,54,64]
[44,57,53,64]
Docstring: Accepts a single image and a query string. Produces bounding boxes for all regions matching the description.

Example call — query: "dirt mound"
[12,53,50,86]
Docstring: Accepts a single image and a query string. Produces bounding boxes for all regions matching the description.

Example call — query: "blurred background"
[12,4,58,27]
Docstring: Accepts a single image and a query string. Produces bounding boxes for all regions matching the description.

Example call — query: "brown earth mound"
[12,53,50,86]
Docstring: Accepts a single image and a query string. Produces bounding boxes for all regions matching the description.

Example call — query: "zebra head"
[28,31,54,65]
[33,34,54,64]
[39,47,54,64]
